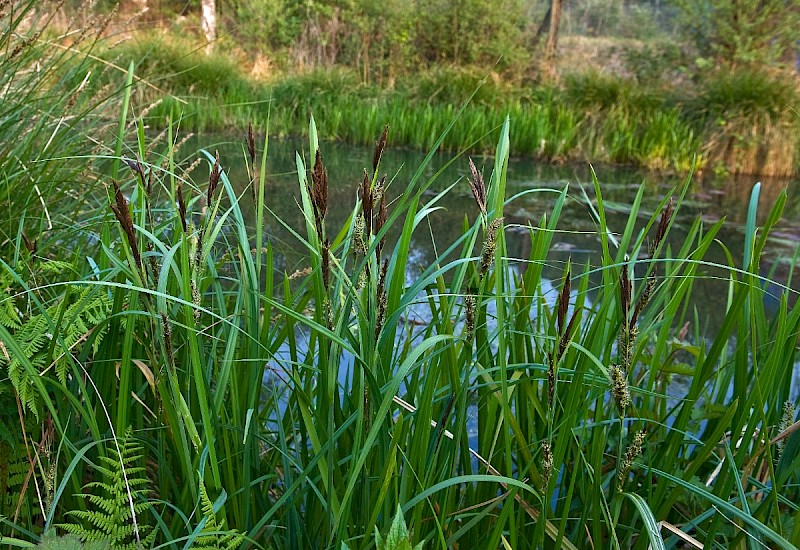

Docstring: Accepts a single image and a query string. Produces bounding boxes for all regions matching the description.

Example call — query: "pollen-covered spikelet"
[609,364,630,415]
[161,312,175,375]
[541,440,553,491]
[618,323,638,372]
[479,218,504,277]
[353,213,367,255]
[356,268,367,290]
[464,294,476,342]
[617,430,646,492]
[191,279,201,322]
[375,259,389,341]
[777,401,796,458]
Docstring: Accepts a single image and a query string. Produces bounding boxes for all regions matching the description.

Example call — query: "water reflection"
[185,135,800,339]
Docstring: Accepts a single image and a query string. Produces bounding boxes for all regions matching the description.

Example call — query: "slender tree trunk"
[201,0,216,54]
[545,0,563,60]
[530,0,564,79]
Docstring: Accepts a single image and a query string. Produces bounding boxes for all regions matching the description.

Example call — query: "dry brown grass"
[556,35,641,79]
[705,118,798,177]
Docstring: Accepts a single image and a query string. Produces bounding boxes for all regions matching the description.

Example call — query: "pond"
[188,134,800,338]
[183,133,800,440]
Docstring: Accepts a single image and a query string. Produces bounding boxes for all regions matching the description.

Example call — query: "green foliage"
[59,429,156,550]
[672,0,800,67]
[1,106,798,547]
[374,507,424,550]
[0,0,118,246]
[563,70,664,111]
[692,67,800,121]
[189,482,244,550]
[0,280,112,418]
[0,443,35,518]
[37,532,108,550]
[621,41,690,85]
[1,5,800,545]
[224,0,302,52]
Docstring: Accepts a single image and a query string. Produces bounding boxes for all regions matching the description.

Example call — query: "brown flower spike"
[207,150,221,208]
[110,180,142,269]
[310,150,329,238]
[468,158,487,216]
[373,125,388,174]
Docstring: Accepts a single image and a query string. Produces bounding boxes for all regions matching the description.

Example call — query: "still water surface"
[191,135,800,326]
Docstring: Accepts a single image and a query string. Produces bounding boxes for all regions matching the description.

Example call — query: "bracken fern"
[0,281,112,418]
[190,480,244,550]
[59,428,155,550]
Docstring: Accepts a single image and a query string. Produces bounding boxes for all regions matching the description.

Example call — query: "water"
[186,135,800,407]
[191,135,800,306]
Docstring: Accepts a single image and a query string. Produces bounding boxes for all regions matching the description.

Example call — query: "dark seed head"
[322,239,331,290]
[652,197,673,255]
[373,125,388,174]
[557,265,571,336]
[176,184,187,233]
[361,169,373,237]
[467,158,487,216]
[207,150,221,206]
[619,257,631,324]
[311,150,328,221]
[110,180,141,269]
[247,122,256,165]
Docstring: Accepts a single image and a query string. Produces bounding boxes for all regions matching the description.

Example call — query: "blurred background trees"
[672,0,800,68]
[41,0,799,82]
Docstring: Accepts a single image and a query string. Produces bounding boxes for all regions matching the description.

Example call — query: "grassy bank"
[2,7,800,550]
[83,36,800,177]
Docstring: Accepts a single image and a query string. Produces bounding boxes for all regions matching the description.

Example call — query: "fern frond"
[0,297,21,329]
[0,442,44,523]
[190,480,244,550]
[3,285,114,415]
[59,428,155,549]
[37,531,109,550]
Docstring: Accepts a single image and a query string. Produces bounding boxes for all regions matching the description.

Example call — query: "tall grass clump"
[689,68,800,177]
[1,72,799,548]
[0,0,130,533]
[0,1,120,246]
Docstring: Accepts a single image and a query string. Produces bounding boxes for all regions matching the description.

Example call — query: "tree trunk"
[529,0,563,79]
[533,4,552,45]
[201,0,216,54]
[543,0,563,78]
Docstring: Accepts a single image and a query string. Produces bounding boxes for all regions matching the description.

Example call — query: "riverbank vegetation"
[2,1,800,549]
[26,0,800,177]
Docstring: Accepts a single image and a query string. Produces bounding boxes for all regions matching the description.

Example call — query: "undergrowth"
[1,105,799,547]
